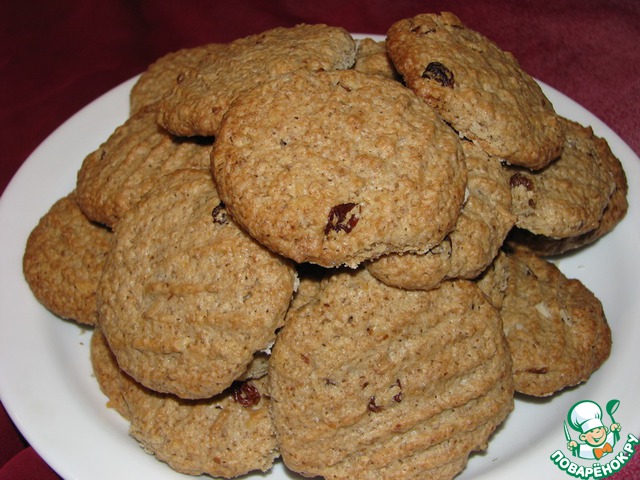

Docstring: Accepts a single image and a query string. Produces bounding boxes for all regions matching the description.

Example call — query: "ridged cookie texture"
[23,192,111,326]
[76,104,212,228]
[97,169,296,399]
[212,69,467,268]
[269,269,514,479]
[130,43,227,116]
[90,329,279,478]
[366,140,514,290]
[157,23,357,137]
[506,117,615,239]
[387,12,564,170]
[477,244,611,396]
[353,38,400,80]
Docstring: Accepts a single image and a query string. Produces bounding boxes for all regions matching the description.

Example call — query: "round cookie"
[157,24,356,137]
[90,329,279,478]
[509,126,628,255]
[76,105,212,228]
[476,244,611,397]
[366,140,514,290]
[269,269,514,479]
[130,43,227,115]
[23,192,112,326]
[386,12,564,170]
[212,69,467,267]
[506,117,616,239]
[97,169,296,399]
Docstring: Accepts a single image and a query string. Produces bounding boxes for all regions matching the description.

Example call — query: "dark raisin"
[509,173,535,191]
[367,396,383,413]
[233,382,261,407]
[324,203,359,235]
[526,367,549,375]
[422,62,454,88]
[212,202,229,225]
[392,379,403,403]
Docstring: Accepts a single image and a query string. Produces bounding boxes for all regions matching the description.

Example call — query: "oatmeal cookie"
[97,169,296,399]
[477,244,611,396]
[212,69,466,267]
[506,118,615,239]
[366,140,514,290]
[509,127,628,255]
[353,38,399,80]
[76,104,212,228]
[23,192,111,326]
[387,12,564,169]
[269,269,513,479]
[130,43,226,115]
[157,24,356,137]
[90,329,278,478]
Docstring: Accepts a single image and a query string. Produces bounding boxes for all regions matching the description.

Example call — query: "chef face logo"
[549,399,638,479]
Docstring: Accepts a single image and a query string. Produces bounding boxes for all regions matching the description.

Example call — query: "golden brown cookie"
[90,329,278,478]
[508,127,628,255]
[269,269,514,479]
[76,105,212,228]
[212,69,466,268]
[506,118,616,239]
[156,24,356,137]
[97,169,296,399]
[366,140,514,290]
[23,192,111,326]
[130,43,227,115]
[387,12,564,169]
[476,244,611,396]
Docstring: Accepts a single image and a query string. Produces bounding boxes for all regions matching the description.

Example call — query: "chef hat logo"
[568,400,604,434]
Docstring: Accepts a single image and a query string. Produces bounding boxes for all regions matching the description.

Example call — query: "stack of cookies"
[23,12,627,480]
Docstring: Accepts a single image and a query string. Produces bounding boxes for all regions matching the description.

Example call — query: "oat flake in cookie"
[97,169,296,399]
[212,69,467,268]
[387,12,564,170]
[269,269,514,479]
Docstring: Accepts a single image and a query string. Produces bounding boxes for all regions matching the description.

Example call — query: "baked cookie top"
[212,69,467,267]
[366,140,514,289]
[387,12,564,169]
[90,329,278,478]
[97,169,296,399]
[477,244,611,396]
[507,117,616,239]
[76,105,212,228]
[130,43,226,116]
[23,192,111,326]
[509,127,628,255]
[156,24,356,137]
[269,269,513,479]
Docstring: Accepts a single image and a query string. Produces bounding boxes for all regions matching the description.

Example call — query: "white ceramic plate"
[1,40,639,480]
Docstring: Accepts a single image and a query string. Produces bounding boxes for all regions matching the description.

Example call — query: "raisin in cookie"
[212,69,466,267]
[76,104,212,228]
[366,140,514,290]
[387,12,564,169]
[130,43,226,115]
[98,169,296,399]
[476,244,611,396]
[23,192,111,326]
[90,329,278,478]
[506,118,616,239]
[269,269,513,479]
[157,24,356,137]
